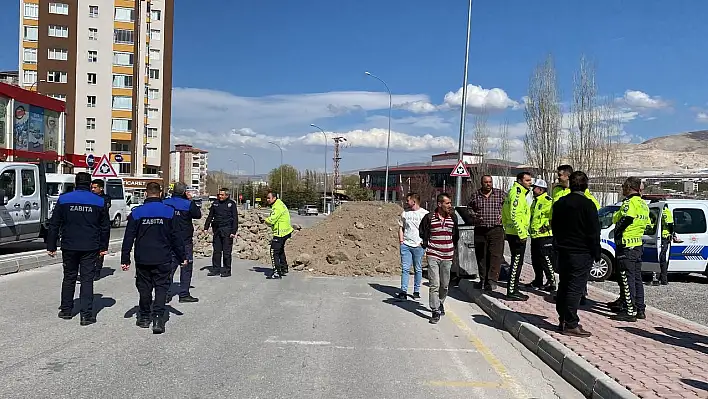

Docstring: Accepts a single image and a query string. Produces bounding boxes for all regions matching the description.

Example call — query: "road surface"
[0,227,126,256]
[0,219,582,399]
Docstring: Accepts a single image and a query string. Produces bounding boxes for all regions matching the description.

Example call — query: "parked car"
[298,205,319,216]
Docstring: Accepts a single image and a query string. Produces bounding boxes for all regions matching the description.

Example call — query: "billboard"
[13,102,29,151]
[0,96,7,148]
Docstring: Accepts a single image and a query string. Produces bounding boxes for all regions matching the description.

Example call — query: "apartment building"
[0,71,19,85]
[18,0,174,188]
[169,144,208,195]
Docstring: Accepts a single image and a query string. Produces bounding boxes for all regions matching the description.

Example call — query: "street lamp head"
[310,123,316,127]
[364,71,371,75]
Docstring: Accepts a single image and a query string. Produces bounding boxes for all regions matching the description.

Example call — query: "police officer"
[121,182,185,334]
[163,182,202,302]
[264,191,294,279]
[501,172,533,301]
[610,177,650,322]
[47,172,110,326]
[527,179,557,292]
[91,179,112,280]
[204,188,238,277]
[658,203,680,285]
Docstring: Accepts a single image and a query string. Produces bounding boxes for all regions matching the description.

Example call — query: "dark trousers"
[135,262,172,320]
[171,241,194,298]
[474,226,504,285]
[94,253,104,275]
[270,233,291,274]
[506,234,527,295]
[60,250,98,317]
[556,251,592,329]
[617,246,645,315]
[212,229,233,271]
[531,236,556,287]
[659,239,670,284]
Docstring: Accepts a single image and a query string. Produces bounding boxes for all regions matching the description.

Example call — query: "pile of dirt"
[288,202,404,276]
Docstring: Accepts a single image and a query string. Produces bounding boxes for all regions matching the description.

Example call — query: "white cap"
[533,179,548,189]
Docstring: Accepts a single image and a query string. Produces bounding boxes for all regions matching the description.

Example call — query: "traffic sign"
[450,160,470,177]
[92,154,118,177]
[114,154,123,162]
[86,154,95,168]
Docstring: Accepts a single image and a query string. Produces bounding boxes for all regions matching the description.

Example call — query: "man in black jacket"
[551,171,600,338]
[47,172,111,326]
[91,179,112,280]
[121,182,185,334]
[204,188,238,277]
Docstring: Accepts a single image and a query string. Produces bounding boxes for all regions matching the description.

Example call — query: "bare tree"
[567,55,601,176]
[498,120,512,192]
[409,173,437,211]
[524,55,563,183]
[469,110,490,190]
[595,95,622,205]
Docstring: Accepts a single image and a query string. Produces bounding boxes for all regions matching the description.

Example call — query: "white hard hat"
[533,179,548,189]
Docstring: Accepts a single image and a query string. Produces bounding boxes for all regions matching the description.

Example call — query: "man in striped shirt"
[419,193,459,324]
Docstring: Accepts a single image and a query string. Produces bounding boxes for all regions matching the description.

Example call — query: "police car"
[592,199,708,281]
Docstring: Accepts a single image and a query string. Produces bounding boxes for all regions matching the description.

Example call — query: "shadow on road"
[71,294,116,317]
[123,304,184,323]
[681,379,708,391]
[368,283,431,320]
[250,266,273,277]
[95,267,116,281]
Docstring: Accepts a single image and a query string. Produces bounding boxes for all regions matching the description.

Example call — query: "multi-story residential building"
[170,144,208,195]
[0,71,19,85]
[18,0,174,189]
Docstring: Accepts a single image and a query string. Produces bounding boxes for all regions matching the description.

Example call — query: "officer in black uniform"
[47,172,110,326]
[91,179,112,280]
[163,182,202,302]
[204,188,238,277]
[121,182,185,334]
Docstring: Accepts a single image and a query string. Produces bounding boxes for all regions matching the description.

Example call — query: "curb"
[458,279,638,399]
[0,239,123,277]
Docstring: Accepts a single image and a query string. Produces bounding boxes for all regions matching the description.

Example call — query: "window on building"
[113,29,134,44]
[21,169,36,196]
[50,94,66,101]
[49,3,69,15]
[144,166,158,175]
[23,48,37,64]
[112,52,133,66]
[87,73,97,84]
[88,50,97,62]
[150,29,161,40]
[23,26,38,41]
[86,119,96,130]
[47,71,68,83]
[119,163,131,174]
[114,7,134,22]
[23,70,37,85]
[48,48,68,61]
[112,96,132,110]
[147,127,158,138]
[112,74,133,88]
[87,96,96,108]
[24,3,39,19]
[148,69,159,79]
[112,141,130,152]
[147,88,159,100]
[48,25,69,38]
[88,28,98,40]
[146,147,157,158]
[85,139,95,152]
[89,5,99,18]
[150,10,161,20]
[148,49,160,61]
[146,108,158,119]
[111,119,133,132]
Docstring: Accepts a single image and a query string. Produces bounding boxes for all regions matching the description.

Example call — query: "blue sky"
[2,0,707,175]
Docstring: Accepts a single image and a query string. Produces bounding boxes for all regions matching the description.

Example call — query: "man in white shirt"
[396,193,429,300]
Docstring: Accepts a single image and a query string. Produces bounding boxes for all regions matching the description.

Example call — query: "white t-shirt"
[398,208,429,247]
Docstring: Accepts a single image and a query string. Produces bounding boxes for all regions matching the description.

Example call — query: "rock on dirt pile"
[288,201,404,276]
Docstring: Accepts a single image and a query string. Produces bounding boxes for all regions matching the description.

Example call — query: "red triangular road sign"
[92,154,118,177]
[450,159,470,177]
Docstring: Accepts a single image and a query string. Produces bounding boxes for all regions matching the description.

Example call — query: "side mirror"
[0,189,7,206]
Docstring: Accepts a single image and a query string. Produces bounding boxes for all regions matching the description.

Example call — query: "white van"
[592,199,708,281]
[101,178,129,228]
[46,173,76,219]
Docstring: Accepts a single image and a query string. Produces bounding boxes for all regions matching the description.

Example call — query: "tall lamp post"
[454,0,474,207]
[365,71,392,202]
[310,124,328,213]
[268,141,284,199]
[243,152,256,207]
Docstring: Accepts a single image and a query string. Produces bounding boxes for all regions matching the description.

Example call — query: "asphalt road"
[0,236,581,398]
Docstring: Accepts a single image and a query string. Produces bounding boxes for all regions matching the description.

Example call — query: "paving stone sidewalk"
[484,263,708,399]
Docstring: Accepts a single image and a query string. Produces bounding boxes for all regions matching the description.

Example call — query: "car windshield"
[598,205,619,229]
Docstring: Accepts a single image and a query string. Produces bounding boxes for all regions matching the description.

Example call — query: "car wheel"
[589,253,613,282]
[112,214,121,228]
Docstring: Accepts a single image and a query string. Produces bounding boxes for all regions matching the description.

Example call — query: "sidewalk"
[459,261,708,399]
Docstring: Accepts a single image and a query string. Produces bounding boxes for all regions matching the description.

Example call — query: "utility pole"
[332,137,347,190]
[454,0,474,207]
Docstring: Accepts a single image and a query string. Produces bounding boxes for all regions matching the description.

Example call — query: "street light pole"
[310,124,328,214]
[243,152,256,207]
[454,0,474,207]
[268,141,284,199]
[365,71,392,202]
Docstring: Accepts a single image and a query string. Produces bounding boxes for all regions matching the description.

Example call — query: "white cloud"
[397,100,438,114]
[441,85,519,113]
[697,112,708,123]
[618,90,669,110]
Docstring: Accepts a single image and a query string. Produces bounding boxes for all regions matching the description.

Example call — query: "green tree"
[268,164,299,195]
[341,174,372,201]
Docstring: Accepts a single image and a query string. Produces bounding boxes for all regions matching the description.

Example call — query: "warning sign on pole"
[92,154,118,178]
[449,160,470,177]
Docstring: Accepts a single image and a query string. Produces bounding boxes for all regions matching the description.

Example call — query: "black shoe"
[637,311,646,320]
[506,292,529,301]
[561,326,592,337]
[136,317,151,328]
[267,271,282,279]
[579,296,587,306]
[80,315,96,326]
[220,271,232,277]
[429,311,441,324]
[606,297,622,307]
[660,281,668,285]
[207,270,220,276]
[609,302,627,313]
[412,292,421,299]
[542,283,556,293]
[439,303,445,316]
[611,312,638,322]
[394,292,407,301]
[484,281,497,292]
[58,310,73,320]
[282,266,289,275]
[152,315,166,334]
[179,295,199,303]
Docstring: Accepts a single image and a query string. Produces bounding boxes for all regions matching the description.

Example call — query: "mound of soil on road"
[289,202,404,276]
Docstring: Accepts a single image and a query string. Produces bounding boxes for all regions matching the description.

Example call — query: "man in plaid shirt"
[468,175,506,291]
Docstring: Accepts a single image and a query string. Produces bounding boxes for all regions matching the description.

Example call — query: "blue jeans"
[400,244,424,293]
